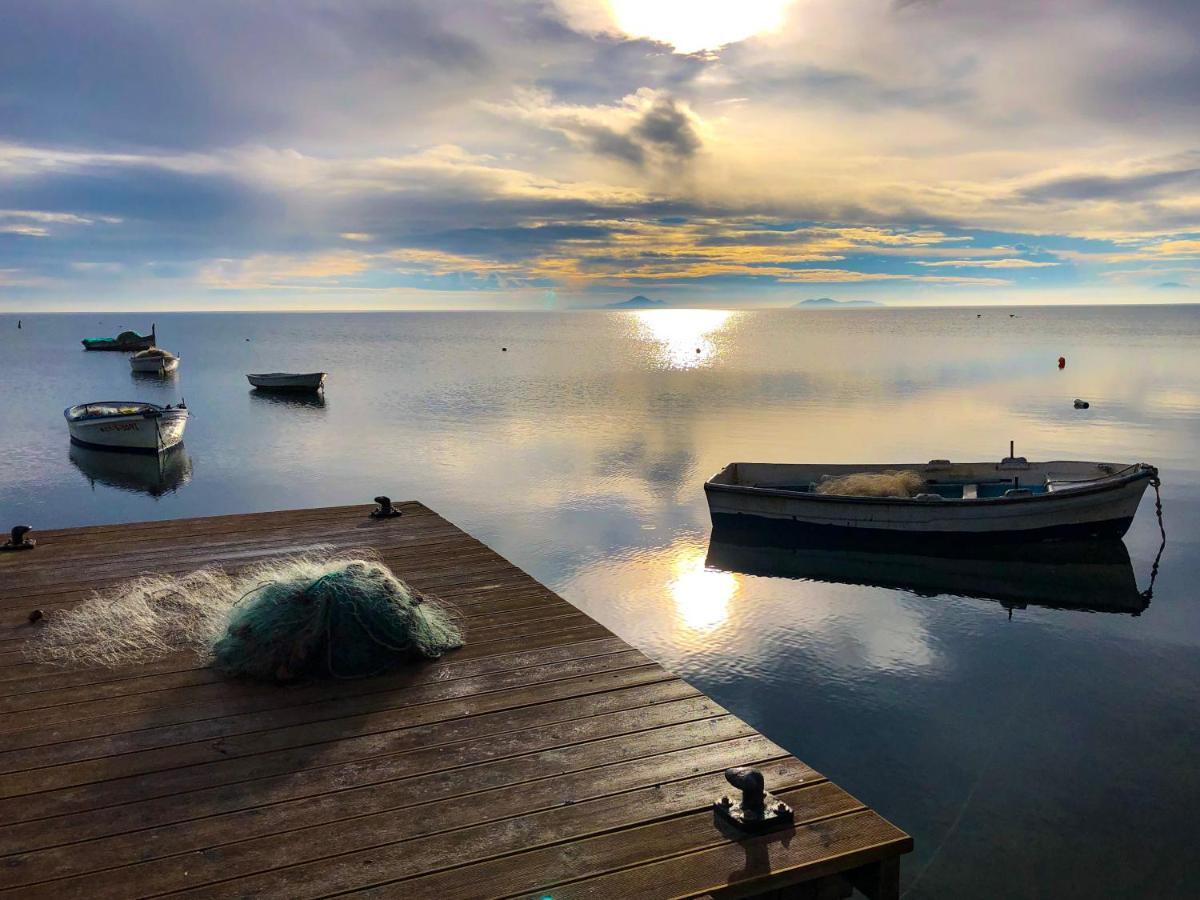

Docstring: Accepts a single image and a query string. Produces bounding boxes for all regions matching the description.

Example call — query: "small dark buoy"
[28,609,43,624]
[501,347,507,352]
[245,338,250,342]
[695,348,701,353]
[1058,356,1066,369]
[1074,399,1090,409]
[976,314,981,318]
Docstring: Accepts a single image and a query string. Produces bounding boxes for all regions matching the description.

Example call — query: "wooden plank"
[4,740,802,896]
[342,782,864,900]
[0,502,910,899]
[546,808,912,900]
[0,640,640,776]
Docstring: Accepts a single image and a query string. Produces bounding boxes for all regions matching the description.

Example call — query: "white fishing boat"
[64,401,189,453]
[129,348,180,374]
[246,372,326,393]
[705,456,1159,542]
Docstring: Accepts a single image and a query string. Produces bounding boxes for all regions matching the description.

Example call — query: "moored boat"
[64,401,189,453]
[705,457,1159,542]
[129,347,180,374]
[82,325,156,351]
[247,372,326,393]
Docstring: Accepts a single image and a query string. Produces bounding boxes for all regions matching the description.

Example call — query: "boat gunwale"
[704,462,1157,507]
[63,402,187,423]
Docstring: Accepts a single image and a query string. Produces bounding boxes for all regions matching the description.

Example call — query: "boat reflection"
[248,389,327,409]
[130,366,179,384]
[705,526,1151,616]
[69,443,194,498]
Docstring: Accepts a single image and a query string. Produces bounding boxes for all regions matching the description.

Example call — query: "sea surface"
[2,307,1199,898]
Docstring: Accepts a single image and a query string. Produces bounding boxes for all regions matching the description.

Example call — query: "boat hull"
[247,372,326,392]
[705,461,1156,542]
[130,356,179,374]
[65,409,188,453]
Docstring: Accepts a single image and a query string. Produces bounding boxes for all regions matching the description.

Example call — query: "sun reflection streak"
[633,309,734,369]
[670,552,738,633]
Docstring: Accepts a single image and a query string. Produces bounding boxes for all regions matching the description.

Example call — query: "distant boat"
[64,401,189,453]
[129,347,180,374]
[247,372,326,393]
[705,457,1158,542]
[82,325,156,351]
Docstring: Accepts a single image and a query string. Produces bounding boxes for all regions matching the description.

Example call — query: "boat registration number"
[99,422,140,432]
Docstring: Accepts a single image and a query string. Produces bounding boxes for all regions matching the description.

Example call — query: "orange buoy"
[1058,356,1066,369]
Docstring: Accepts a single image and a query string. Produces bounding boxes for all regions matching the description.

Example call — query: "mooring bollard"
[370,496,402,519]
[714,766,794,832]
[1,525,35,552]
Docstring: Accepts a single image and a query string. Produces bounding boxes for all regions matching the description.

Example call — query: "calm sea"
[2,307,1198,897]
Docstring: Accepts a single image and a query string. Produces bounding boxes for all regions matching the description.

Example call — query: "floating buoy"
[1074,399,1090,409]
[501,347,507,352]
[695,348,701,353]
[1058,356,1066,369]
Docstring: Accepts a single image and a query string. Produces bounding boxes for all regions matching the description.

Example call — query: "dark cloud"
[631,97,700,160]
[1018,167,1200,203]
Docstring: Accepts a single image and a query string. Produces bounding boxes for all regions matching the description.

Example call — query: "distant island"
[605,295,668,309]
[794,297,882,308]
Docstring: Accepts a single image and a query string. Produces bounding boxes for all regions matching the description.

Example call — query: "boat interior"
[709,460,1135,499]
[66,401,175,420]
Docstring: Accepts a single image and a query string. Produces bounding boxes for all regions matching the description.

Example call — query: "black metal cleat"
[371,496,402,519]
[2,525,36,552]
[714,766,794,833]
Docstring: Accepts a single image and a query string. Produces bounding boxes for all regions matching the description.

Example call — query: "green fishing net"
[29,553,463,683]
[212,560,463,682]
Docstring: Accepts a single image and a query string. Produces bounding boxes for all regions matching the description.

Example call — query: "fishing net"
[28,553,462,682]
[815,470,925,498]
[213,558,462,681]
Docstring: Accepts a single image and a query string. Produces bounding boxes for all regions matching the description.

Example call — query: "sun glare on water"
[606,0,794,53]
[670,553,739,633]
[633,308,734,369]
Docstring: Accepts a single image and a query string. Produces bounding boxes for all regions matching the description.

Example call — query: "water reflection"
[705,527,1150,617]
[69,443,193,498]
[632,309,734,369]
[130,367,179,385]
[248,389,327,410]
[669,552,738,632]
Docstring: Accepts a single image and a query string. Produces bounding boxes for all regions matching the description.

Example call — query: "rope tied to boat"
[1141,475,1166,603]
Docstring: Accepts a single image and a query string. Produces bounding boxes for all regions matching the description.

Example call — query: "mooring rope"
[1140,476,1166,603]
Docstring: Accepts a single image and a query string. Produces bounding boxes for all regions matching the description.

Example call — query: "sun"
[605,0,794,53]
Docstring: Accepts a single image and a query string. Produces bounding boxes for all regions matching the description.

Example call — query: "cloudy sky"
[2,0,1200,310]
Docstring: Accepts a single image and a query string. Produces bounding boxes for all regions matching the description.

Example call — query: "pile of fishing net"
[815,469,925,498]
[28,553,462,682]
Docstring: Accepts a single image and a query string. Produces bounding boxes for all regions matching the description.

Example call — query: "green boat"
[82,324,156,351]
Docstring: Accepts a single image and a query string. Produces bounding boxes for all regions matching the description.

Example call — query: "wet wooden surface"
[0,502,910,898]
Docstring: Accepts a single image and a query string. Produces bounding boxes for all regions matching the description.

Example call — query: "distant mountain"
[605,295,668,309]
[793,297,882,308]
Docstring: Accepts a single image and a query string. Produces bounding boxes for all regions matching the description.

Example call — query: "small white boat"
[705,457,1159,542]
[129,348,180,374]
[247,372,326,393]
[64,401,189,453]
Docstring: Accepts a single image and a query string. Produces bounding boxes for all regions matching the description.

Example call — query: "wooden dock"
[0,502,911,899]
